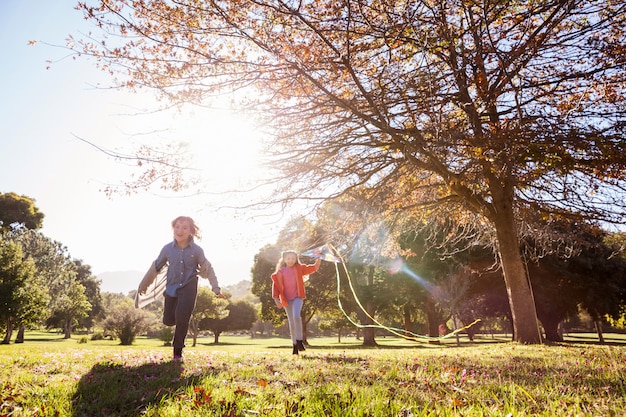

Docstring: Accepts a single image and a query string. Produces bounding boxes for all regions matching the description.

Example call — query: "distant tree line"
[1,193,96,342]
[251,196,626,345]
[0,192,257,345]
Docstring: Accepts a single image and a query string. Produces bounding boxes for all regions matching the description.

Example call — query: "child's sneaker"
[296,340,306,351]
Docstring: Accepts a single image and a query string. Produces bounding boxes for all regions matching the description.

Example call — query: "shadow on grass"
[304,343,432,350]
[71,360,203,417]
[560,333,626,346]
[197,341,240,347]
[283,333,517,350]
[261,341,471,351]
[195,333,625,352]
[198,336,515,351]
[24,335,74,342]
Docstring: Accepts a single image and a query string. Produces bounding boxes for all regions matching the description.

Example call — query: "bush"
[102,305,152,345]
[159,327,174,346]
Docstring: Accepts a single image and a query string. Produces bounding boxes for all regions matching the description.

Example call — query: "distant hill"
[97,270,143,294]
[222,280,257,302]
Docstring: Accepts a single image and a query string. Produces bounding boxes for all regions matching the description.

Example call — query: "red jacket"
[271,263,319,306]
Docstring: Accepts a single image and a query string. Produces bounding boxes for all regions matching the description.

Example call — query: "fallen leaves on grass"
[193,386,212,408]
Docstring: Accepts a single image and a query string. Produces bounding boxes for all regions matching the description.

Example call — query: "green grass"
[1,332,625,416]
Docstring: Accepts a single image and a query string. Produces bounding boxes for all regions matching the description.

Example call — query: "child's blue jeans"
[284,297,304,343]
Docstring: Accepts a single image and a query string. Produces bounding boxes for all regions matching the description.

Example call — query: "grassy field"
[1,332,624,416]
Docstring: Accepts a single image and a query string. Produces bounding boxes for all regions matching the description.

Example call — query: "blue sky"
[0,1,284,292]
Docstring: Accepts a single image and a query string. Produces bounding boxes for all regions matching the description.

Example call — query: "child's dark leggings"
[163,281,198,350]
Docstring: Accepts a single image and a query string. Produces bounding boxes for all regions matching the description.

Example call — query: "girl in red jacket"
[271,250,321,354]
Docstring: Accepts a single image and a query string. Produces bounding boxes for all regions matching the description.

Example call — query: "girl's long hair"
[274,250,300,273]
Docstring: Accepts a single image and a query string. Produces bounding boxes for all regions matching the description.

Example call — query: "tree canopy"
[4,229,95,340]
[190,287,229,345]
[72,0,626,343]
[0,192,44,233]
[0,240,49,344]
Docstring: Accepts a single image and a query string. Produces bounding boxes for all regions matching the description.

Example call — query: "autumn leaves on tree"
[71,1,626,343]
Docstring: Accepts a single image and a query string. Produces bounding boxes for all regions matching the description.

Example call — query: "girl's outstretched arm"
[199,259,222,296]
[138,261,158,295]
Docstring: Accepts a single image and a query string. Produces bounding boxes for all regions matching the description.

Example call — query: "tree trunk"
[453,316,460,346]
[2,319,14,344]
[15,325,25,343]
[214,331,220,344]
[594,320,605,344]
[493,205,542,344]
[64,320,71,339]
[424,298,442,344]
[403,305,413,332]
[541,317,563,342]
[362,326,376,346]
[356,301,377,346]
[362,267,377,346]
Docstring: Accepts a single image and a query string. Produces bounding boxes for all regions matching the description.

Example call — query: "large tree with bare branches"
[71,0,626,343]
